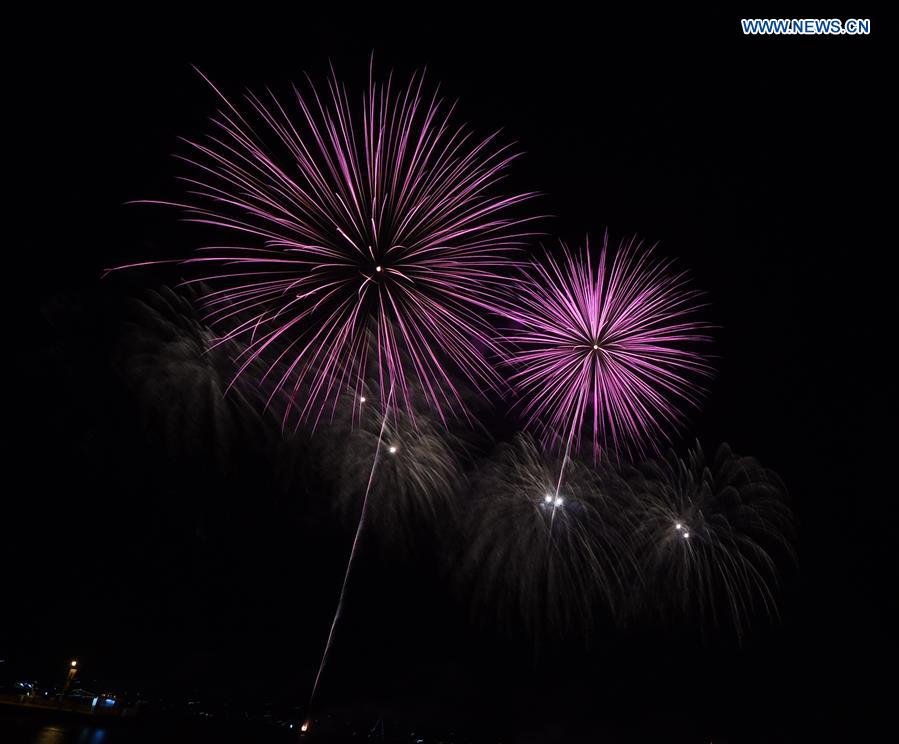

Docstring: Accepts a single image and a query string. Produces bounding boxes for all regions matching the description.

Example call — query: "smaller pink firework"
[501,235,711,460]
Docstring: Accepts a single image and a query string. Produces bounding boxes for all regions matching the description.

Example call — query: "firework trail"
[306,382,465,706]
[460,434,639,646]
[628,443,794,640]
[501,234,711,463]
[306,382,394,709]
[116,64,537,432]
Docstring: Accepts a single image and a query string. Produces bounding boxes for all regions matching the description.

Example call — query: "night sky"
[6,11,892,742]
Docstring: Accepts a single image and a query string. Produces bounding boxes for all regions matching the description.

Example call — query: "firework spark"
[459,434,639,645]
[501,235,710,460]
[629,443,794,640]
[121,65,537,429]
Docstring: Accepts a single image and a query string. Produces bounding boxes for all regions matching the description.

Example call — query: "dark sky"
[6,10,892,742]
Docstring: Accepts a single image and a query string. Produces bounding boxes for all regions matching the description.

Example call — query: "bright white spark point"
[301,721,309,732]
[675,522,683,530]
[682,531,690,539]
[544,494,553,504]
[375,265,383,272]
[388,445,398,454]
[593,344,599,350]
[554,497,563,507]
[360,396,366,403]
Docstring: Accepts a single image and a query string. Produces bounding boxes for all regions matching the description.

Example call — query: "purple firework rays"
[502,236,711,460]
[131,67,537,427]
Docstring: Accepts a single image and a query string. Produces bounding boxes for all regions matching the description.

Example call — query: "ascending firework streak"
[501,235,711,516]
[308,382,394,709]
[308,381,465,705]
[113,65,536,722]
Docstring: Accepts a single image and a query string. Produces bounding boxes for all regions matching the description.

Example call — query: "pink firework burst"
[502,235,711,460]
[124,66,538,427]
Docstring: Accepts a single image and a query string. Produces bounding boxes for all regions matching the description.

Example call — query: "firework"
[116,286,264,465]
[629,443,794,640]
[459,434,639,645]
[122,65,537,429]
[501,235,710,460]
[313,383,467,555]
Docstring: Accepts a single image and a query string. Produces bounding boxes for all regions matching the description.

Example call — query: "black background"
[5,10,892,742]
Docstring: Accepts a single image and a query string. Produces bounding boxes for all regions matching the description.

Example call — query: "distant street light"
[63,659,78,694]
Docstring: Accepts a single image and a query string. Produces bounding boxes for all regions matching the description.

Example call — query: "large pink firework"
[502,235,711,460]
[124,66,537,427]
